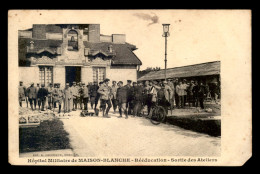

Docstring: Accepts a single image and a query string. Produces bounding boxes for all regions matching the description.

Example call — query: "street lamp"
[162,24,170,81]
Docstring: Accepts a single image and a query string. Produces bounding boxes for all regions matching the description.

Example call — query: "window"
[39,66,53,86]
[93,67,106,84]
[67,30,78,51]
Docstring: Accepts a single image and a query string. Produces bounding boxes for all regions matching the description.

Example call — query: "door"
[65,66,81,86]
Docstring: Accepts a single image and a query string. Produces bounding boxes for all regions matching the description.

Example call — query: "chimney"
[88,24,100,42]
[112,34,125,44]
[108,45,113,53]
[32,24,46,39]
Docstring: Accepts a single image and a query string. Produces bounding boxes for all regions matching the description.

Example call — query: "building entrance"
[65,66,81,86]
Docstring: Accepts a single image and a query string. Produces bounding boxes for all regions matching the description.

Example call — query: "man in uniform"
[111,81,118,114]
[37,84,48,111]
[53,83,63,113]
[143,80,152,115]
[167,78,175,109]
[126,80,134,115]
[47,83,54,110]
[27,83,37,110]
[97,78,111,118]
[133,81,143,117]
[116,81,128,119]
[36,83,41,110]
[82,83,89,111]
[71,81,79,111]
[63,83,72,113]
[89,81,99,110]
[18,81,26,107]
[78,82,84,110]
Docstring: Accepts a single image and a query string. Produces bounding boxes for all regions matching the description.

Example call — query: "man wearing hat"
[97,78,111,118]
[174,78,179,108]
[37,84,48,111]
[126,80,134,115]
[53,83,63,113]
[78,82,84,110]
[70,81,79,111]
[27,83,37,110]
[63,83,72,113]
[18,81,26,107]
[111,81,118,114]
[133,81,143,117]
[89,81,99,110]
[81,83,89,111]
[167,78,175,109]
[182,79,188,107]
[47,83,54,110]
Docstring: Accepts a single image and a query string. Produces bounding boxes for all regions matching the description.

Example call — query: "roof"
[138,61,220,81]
[83,42,142,65]
[19,38,62,60]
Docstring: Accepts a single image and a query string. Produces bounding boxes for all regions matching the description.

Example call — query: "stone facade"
[18,24,142,88]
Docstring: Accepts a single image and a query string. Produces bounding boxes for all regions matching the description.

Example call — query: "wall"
[112,34,125,44]
[54,66,66,88]
[107,67,137,85]
[100,35,112,42]
[18,31,32,38]
[81,67,93,84]
[46,33,62,40]
[32,24,46,39]
[19,66,39,87]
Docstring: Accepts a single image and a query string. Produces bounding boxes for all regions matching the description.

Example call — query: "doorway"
[65,66,81,86]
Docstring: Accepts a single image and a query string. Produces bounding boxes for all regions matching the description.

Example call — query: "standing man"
[183,79,188,107]
[78,82,84,110]
[133,82,143,117]
[36,83,40,110]
[18,81,26,107]
[111,81,118,114]
[126,80,134,115]
[163,80,173,114]
[167,78,175,109]
[89,81,99,110]
[53,83,63,113]
[176,81,185,108]
[143,80,152,115]
[63,83,72,113]
[198,82,206,109]
[192,81,199,108]
[27,83,37,110]
[187,81,195,107]
[47,83,54,110]
[37,84,48,111]
[70,82,79,111]
[97,78,112,118]
[174,78,179,108]
[81,83,89,111]
[116,81,128,119]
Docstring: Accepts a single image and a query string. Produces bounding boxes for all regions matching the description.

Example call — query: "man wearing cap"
[78,82,84,110]
[97,78,111,118]
[70,81,79,111]
[126,80,134,115]
[27,83,37,110]
[81,83,89,111]
[18,81,27,107]
[167,78,175,109]
[183,79,188,107]
[116,81,128,119]
[174,78,179,108]
[37,84,48,111]
[35,83,41,109]
[53,83,63,113]
[63,83,72,113]
[111,81,118,114]
[133,81,143,117]
[143,80,152,115]
[47,83,54,110]
[176,81,185,108]
[89,81,99,110]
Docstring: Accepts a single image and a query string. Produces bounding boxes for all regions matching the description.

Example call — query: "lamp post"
[162,24,170,81]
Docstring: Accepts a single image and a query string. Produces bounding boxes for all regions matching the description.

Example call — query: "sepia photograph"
[9,10,251,166]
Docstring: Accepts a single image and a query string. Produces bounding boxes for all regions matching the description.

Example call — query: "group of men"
[18,78,220,118]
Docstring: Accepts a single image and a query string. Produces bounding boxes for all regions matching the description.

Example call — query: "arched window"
[67,30,78,51]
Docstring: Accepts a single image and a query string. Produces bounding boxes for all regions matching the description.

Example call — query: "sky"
[15,10,250,70]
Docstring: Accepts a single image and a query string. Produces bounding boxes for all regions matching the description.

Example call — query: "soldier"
[78,82,84,110]
[47,83,54,110]
[174,78,179,108]
[36,83,40,109]
[77,82,82,109]
[167,78,175,109]
[89,81,99,110]
[63,83,72,113]
[143,80,152,115]
[133,81,143,117]
[183,79,188,106]
[116,81,128,119]
[126,80,134,115]
[53,83,63,113]
[37,84,48,111]
[27,83,37,110]
[18,81,26,107]
[81,83,89,111]
[70,81,79,111]
[97,78,111,118]
[111,81,118,114]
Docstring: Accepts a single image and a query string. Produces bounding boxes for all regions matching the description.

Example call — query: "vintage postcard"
[8,10,251,166]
